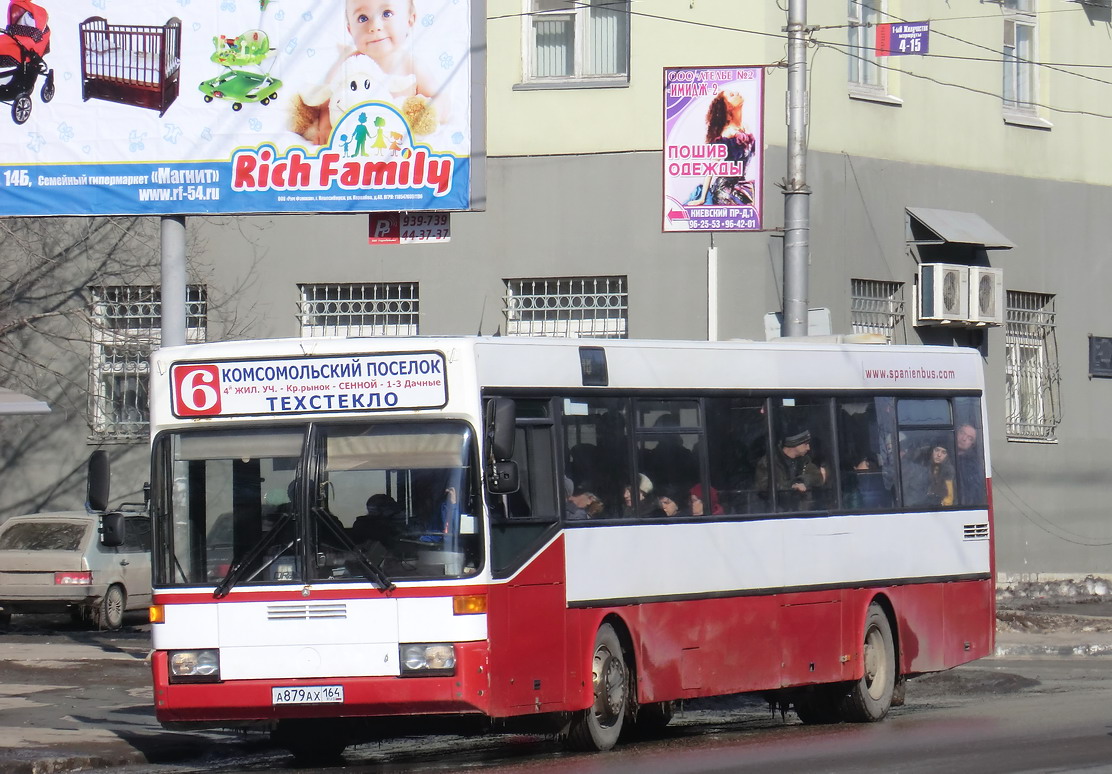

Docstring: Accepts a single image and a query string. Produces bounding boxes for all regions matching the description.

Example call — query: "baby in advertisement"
[290,0,445,146]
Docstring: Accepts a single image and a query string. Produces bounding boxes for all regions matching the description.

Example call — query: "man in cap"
[755,429,827,511]
[564,477,603,520]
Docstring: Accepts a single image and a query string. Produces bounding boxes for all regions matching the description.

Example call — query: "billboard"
[0,0,474,217]
[663,66,764,233]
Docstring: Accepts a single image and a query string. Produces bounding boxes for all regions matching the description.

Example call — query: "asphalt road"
[3,600,1112,773]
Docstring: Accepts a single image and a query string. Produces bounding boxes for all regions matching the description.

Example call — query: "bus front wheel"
[842,603,896,722]
[567,623,628,751]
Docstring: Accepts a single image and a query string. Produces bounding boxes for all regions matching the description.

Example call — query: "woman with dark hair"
[687,88,757,207]
[923,442,956,507]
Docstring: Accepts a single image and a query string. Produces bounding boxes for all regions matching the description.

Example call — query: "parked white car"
[0,510,151,629]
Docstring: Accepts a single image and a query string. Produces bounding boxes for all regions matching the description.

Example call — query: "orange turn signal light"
[149,605,165,624]
[452,595,487,615]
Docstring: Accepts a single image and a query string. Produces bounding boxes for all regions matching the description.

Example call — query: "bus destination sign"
[170,352,448,418]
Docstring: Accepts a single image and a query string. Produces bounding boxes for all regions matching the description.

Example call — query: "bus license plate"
[272,685,344,705]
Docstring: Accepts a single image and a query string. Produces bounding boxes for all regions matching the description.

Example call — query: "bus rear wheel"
[842,603,896,722]
[567,623,628,751]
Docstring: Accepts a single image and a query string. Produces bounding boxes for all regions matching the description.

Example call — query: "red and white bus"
[93,336,993,759]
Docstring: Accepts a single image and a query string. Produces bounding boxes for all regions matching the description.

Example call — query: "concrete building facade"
[3,1,1110,575]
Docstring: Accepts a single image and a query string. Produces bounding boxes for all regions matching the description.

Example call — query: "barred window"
[1005,291,1060,442]
[522,0,629,86]
[848,0,885,96]
[298,283,419,338]
[90,285,207,443]
[850,279,904,342]
[504,277,627,338]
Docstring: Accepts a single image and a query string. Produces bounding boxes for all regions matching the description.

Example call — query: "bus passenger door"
[485,397,567,713]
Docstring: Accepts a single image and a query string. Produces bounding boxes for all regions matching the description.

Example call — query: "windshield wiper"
[213,510,294,599]
[311,505,395,593]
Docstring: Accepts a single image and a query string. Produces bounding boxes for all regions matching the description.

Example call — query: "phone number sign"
[876,22,929,56]
[368,212,451,245]
[170,352,447,418]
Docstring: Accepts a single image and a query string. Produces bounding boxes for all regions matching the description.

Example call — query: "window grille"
[297,283,419,338]
[1005,291,1060,441]
[504,277,627,338]
[848,0,885,94]
[850,279,904,342]
[525,0,629,84]
[1003,0,1036,114]
[89,285,207,443]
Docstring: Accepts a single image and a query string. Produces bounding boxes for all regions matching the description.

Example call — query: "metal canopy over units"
[905,207,1015,250]
[0,388,50,415]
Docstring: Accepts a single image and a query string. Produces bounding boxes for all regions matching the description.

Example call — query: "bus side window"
[634,400,700,510]
[952,397,987,506]
[560,397,631,520]
[764,397,835,512]
[837,397,896,512]
[895,398,959,509]
[704,397,767,515]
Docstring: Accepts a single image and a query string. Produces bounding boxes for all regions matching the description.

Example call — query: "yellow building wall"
[486,1,1112,186]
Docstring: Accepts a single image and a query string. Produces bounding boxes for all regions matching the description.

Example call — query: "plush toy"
[289,52,438,145]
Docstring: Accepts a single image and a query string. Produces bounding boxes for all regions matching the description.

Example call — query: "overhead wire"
[491,2,1112,119]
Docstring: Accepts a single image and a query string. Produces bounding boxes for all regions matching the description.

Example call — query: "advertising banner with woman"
[663,66,764,233]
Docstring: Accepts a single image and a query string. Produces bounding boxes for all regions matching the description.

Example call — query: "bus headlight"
[168,649,221,683]
[400,643,456,675]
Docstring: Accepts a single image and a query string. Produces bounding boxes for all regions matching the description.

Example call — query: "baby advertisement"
[0,0,474,216]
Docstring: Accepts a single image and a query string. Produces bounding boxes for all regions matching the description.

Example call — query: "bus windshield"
[156,421,480,588]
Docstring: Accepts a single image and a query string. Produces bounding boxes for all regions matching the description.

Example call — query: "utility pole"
[782,0,810,337]
[160,216,187,348]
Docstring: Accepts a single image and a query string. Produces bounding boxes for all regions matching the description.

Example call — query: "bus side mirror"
[487,398,516,461]
[487,461,519,494]
[87,450,110,514]
[99,512,125,548]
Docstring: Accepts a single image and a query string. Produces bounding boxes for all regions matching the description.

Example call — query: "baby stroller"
[0,0,53,124]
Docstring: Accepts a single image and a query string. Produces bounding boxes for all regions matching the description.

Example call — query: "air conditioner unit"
[968,266,1005,326]
[916,263,969,325]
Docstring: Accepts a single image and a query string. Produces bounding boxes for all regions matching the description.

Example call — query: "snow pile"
[997,575,1112,605]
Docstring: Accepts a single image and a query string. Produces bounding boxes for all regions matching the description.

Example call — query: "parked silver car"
[0,510,151,629]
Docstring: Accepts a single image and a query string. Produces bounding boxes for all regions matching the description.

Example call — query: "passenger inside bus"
[954,423,986,505]
[689,483,724,516]
[564,477,603,520]
[755,429,828,511]
[639,415,699,493]
[843,455,894,510]
[903,440,955,507]
[621,474,655,518]
[351,493,405,558]
[653,486,688,518]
